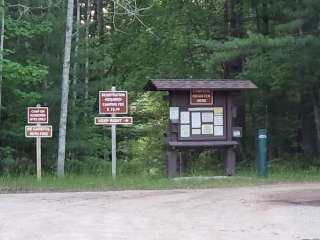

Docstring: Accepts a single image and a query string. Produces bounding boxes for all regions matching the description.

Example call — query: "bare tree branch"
[111,0,157,37]
[8,0,63,19]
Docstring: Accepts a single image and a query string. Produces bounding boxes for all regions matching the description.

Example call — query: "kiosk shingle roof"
[144,79,257,91]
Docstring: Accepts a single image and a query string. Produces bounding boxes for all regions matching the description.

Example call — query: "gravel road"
[1,183,320,240]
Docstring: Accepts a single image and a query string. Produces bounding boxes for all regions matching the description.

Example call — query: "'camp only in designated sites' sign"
[95,117,133,125]
[99,91,128,114]
[25,125,53,138]
[27,107,48,124]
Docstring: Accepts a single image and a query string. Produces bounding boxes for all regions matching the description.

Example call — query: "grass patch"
[1,168,320,193]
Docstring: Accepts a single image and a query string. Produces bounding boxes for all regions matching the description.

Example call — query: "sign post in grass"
[95,87,133,179]
[25,104,52,181]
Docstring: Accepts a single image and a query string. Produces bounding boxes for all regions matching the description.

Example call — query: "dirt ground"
[0,183,320,240]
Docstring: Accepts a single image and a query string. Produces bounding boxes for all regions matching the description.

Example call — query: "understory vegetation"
[1,166,320,193]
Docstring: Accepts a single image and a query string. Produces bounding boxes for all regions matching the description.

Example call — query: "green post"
[257,129,268,177]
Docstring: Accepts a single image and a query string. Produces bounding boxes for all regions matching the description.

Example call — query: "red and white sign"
[95,117,133,125]
[25,125,53,138]
[190,89,213,105]
[99,91,128,114]
[28,107,48,124]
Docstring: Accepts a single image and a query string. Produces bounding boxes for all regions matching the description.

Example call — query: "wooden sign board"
[27,107,48,124]
[99,91,128,114]
[95,117,133,125]
[25,126,53,138]
[190,89,213,105]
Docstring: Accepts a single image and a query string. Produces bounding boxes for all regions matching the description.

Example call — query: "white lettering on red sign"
[99,91,128,114]
[27,107,48,124]
[25,126,53,138]
[190,90,213,105]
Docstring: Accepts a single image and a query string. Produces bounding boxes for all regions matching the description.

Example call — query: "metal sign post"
[111,86,117,180]
[36,123,41,181]
[35,103,41,181]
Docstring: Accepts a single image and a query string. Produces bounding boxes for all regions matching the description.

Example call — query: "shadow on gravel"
[270,199,320,207]
[267,188,320,207]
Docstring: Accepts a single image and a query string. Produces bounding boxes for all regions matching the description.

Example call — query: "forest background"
[1,0,320,177]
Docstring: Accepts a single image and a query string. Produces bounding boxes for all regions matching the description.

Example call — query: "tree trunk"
[72,0,80,115]
[255,4,260,33]
[301,93,317,158]
[57,0,74,177]
[96,0,104,36]
[312,88,320,154]
[224,0,243,78]
[84,0,90,104]
[70,0,80,161]
[262,3,269,35]
[0,0,4,124]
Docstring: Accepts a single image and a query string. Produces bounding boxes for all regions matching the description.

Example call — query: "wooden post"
[111,86,117,179]
[225,92,236,176]
[225,147,236,176]
[179,151,182,176]
[167,148,177,178]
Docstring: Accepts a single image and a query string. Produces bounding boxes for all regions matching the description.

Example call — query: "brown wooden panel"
[169,91,190,106]
[214,92,226,106]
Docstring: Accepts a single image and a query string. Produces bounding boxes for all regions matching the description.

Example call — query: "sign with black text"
[95,117,133,125]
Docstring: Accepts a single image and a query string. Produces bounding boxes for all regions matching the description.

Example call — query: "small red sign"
[28,107,48,124]
[25,126,53,138]
[94,117,133,125]
[190,89,213,105]
[99,91,128,114]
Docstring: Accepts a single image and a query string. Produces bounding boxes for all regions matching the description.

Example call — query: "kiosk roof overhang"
[144,79,257,91]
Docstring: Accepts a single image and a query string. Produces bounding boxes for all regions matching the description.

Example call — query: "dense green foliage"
[0,0,320,176]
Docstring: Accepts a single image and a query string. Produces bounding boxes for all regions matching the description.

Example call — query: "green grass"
[1,168,320,193]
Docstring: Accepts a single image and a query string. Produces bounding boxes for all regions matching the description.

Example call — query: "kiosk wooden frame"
[144,79,257,177]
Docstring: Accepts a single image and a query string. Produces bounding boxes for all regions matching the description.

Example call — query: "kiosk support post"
[225,147,236,176]
[167,148,177,178]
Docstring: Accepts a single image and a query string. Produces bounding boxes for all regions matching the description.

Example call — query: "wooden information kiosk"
[144,79,257,177]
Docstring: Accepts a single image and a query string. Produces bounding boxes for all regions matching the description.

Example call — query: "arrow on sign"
[94,117,133,125]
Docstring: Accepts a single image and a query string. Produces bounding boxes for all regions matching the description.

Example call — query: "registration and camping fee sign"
[27,107,48,124]
[99,91,128,114]
[96,88,133,179]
